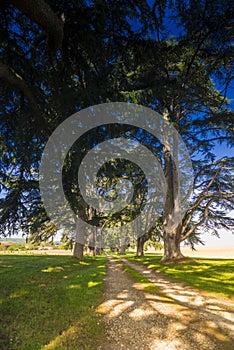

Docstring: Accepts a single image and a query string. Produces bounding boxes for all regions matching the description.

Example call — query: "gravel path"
[96,256,234,350]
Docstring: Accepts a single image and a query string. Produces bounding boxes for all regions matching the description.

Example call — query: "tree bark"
[161,225,184,261]
[95,247,102,255]
[10,0,64,51]
[120,245,126,254]
[73,242,84,260]
[162,121,185,261]
[136,237,144,257]
[120,236,128,255]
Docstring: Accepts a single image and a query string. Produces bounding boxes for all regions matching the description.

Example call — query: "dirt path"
[96,256,234,350]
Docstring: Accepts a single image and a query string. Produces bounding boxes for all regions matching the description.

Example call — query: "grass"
[122,264,174,302]
[125,253,234,299]
[112,255,158,292]
[123,264,159,293]
[112,254,173,301]
[0,253,107,349]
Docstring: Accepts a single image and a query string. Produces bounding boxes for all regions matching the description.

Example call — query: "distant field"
[2,246,234,259]
[0,249,73,256]
[181,246,234,259]
[141,246,234,259]
[0,254,106,349]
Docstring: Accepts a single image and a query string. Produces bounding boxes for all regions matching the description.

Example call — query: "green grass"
[112,254,159,292]
[122,264,174,302]
[111,255,173,301]
[123,264,159,292]
[0,254,107,349]
[125,253,234,299]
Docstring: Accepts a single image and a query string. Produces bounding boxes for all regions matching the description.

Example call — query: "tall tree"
[123,0,234,260]
[0,0,233,261]
[0,0,159,258]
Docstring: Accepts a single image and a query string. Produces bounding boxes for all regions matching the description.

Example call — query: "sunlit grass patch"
[0,254,107,349]
[122,264,174,302]
[126,253,234,299]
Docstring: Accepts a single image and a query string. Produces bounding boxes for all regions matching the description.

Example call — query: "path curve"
[96,256,234,350]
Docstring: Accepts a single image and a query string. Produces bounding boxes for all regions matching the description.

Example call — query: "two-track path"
[96,256,234,350]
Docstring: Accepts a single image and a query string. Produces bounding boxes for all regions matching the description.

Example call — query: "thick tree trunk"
[73,242,84,260]
[136,237,144,257]
[120,245,126,254]
[162,124,185,262]
[161,226,184,261]
[120,236,127,255]
[95,247,102,255]
[73,210,86,260]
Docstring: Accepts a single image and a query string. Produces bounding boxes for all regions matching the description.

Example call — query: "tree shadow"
[96,257,234,350]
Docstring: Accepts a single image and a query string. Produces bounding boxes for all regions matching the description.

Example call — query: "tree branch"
[9,0,64,51]
[180,198,215,242]
[0,63,41,118]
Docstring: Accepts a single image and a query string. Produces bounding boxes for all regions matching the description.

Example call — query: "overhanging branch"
[9,0,64,51]
[0,63,40,118]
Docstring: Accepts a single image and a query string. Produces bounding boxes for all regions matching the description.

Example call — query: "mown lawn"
[125,253,234,299]
[0,254,107,350]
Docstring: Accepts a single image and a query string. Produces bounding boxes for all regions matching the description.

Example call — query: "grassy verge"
[125,253,234,299]
[112,254,157,292]
[122,264,174,302]
[0,253,107,349]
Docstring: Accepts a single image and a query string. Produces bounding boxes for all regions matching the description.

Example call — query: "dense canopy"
[0,0,233,260]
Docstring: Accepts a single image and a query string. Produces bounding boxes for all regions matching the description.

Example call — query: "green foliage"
[0,241,28,251]
[144,240,163,251]
[5,243,25,252]
[0,0,233,256]
[0,254,107,349]
[60,243,71,250]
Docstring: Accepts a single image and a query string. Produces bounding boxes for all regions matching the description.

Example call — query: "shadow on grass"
[0,254,107,349]
[125,254,234,299]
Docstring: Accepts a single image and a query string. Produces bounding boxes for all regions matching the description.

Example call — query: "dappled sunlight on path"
[96,257,234,350]
[122,258,234,324]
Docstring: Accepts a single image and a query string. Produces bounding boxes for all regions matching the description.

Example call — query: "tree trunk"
[120,236,127,255]
[120,245,126,254]
[162,126,185,262]
[161,226,184,261]
[73,242,84,260]
[73,210,86,260]
[95,247,102,255]
[136,237,144,257]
